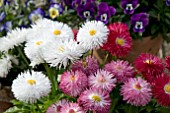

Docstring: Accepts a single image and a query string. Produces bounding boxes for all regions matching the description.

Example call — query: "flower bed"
[0,0,170,113]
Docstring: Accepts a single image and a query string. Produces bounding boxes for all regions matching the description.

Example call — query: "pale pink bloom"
[78,88,111,113]
[104,60,135,83]
[59,102,85,113]
[88,69,117,92]
[120,77,152,106]
[59,70,88,97]
[46,99,69,113]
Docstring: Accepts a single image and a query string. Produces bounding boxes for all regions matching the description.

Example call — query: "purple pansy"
[4,21,12,32]
[64,0,74,8]
[121,0,139,14]
[166,0,170,6]
[95,2,116,24]
[0,12,6,22]
[72,0,95,9]
[0,24,4,32]
[77,2,95,20]
[48,3,64,19]
[28,8,45,23]
[131,13,149,33]
[0,21,12,32]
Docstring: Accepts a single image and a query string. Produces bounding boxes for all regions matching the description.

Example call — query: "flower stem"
[16,46,30,66]
[32,104,36,113]
[91,49,94,57]
[35,103,42,113]
[103,53,109,64]
[43,63,57,97]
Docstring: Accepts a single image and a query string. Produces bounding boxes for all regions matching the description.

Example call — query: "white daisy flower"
[26,18,56,41]
[76,20,109,50]
[11,71,51,103]
[27,18,74,41]
[0,28,28,52]
[41,39,85,69]
[31,18,54,30]
[24,35,54,67]
[45,21,74,40]
[0,54,17,78]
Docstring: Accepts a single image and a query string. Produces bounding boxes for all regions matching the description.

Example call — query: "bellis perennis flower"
[41,39,85,69]
[104,60,135,83]
[59,70,88,97]
[88,69,117,92]
[153,75,170,107]
[78,88,111,113]
[77,20,109,50]
[121,77,152,106]
[134,53,164,75]
[46,99,69,113]
[12,71,51,103]
[60,102,85,113]
[102,22,132,57]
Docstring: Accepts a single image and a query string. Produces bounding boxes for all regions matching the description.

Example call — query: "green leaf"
[165,13,170,19]
[156,107,170,113]
[148,10,158,18]
[151,24,160,35]
[109,97,119,113]
[124,104,139,113]
[4,106,30,113]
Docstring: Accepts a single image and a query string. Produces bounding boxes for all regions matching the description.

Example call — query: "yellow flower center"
[164,84,170,93]
[27,79,36,85]
[116,38,124,46]
[89,29,96,36]
[70,75,75,81]
[35,41,43,46]
[82,61,87,68]
[133,83,142,90]
[145,59,152,64]
[92,95,101,102]
[49,8,59,19]
[58,46,65,52]
[53,30,61,35]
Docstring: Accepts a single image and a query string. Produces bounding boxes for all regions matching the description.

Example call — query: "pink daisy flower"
[104,60,135,83]
[134,53,164,80]
[59,102,85,113]
[78,88,111,113]
[88,69,117,92]
[46,99,69,113]
[153,75,170,107]
[165,54,170,71]
[72,56,99,76]
[120,77,152,106]
[102,22,132,57]
[59,70,88,97]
